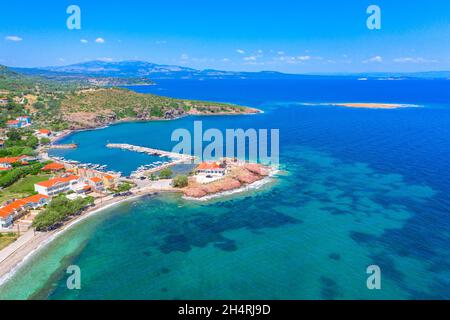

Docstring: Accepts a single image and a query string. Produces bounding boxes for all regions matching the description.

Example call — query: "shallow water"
[1,79,449,299]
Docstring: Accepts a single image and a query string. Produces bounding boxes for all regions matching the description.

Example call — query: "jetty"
[106,143,194,161]
[47,144,78,150]
[106,143,195,177]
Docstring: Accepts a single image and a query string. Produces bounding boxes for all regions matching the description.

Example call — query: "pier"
[106,143,195,161]
[106,143,196,177]
[47,144,78,149]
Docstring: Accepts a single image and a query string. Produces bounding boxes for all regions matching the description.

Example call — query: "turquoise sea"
[1,79,449,299]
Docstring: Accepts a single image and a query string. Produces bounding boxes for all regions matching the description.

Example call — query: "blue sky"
[1,0,450,73]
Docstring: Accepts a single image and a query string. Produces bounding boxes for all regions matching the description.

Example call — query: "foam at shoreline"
[183,169,279,202]
[0,194,145,287]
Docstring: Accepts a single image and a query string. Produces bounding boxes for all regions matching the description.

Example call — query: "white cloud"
[273,54,323,64]
[236,49,245,54]
[393,57,437,63]
[155,40,167,44]
[363,55,383,63]
[95,37,105,44]
[222,58,230,62]
[5,35,22,42]
[58,58,65,62]
[80,39,88,44]
[277,51,285,55]
[180,53,189,60]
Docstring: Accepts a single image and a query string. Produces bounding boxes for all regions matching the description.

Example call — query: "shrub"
[172,175,188,188]
[159,168,173,179]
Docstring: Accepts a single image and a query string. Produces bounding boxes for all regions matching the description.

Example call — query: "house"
[6,120,21,129]
[88,177,104,191]
[0,155,29,167]
[34,175,80,197]
[102,174,116,189]
[17,116,31,126]
[0,163,12,171]
[0,97,8,106]
[36,129,52,138]
[196,162,226,176]
[17,194,50,210]
[0,194,49,228]
[42,162,65,172]
[6,116,31,129]
[0,139,4,148]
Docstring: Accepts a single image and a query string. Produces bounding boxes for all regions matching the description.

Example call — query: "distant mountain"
[11,60,450,80]
[13,60,331,80]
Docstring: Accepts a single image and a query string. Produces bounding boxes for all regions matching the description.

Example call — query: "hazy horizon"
[1,0,450,73]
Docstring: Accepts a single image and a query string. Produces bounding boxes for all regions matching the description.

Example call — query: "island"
[331,103,419,109]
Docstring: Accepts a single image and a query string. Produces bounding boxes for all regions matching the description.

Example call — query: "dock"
[106,143,194,161]
[47,144,78,149]
[106,143,196,177]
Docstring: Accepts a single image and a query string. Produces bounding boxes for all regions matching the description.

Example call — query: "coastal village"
[0,119,273,247]
[0,70,271,285]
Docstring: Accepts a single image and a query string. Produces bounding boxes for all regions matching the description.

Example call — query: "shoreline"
[183,169,278,202]
[1,110,269,290]
[63,108,262,132]
[297,102,421,109]
[0,167,279,289]
[0,192,148,287]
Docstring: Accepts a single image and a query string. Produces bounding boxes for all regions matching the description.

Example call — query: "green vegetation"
[0,163,44,189]
[0,233,18,250]
[159,168,173,179]
[1,65,249,131]
[33,196,95,231]
[0,146,35,157]
[116,182,132,192]
[172,175,188,188]
[0,173,52,204]
[39,137,51,145]
[59,88,248,129]
[3,129,39,149]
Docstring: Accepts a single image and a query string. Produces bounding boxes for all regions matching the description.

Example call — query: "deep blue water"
[1,79,449,299]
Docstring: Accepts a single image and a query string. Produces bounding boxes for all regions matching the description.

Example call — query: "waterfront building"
[34,175,80,197]
[0,194,49,228]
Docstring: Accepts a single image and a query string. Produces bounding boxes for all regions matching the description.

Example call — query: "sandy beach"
[0,190,150,286]
[332,102,419,109]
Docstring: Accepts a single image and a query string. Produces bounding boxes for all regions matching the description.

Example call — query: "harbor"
[106,143,196,178]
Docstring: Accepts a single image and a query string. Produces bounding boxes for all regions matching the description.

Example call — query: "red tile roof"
[0,195,48,218]
[42,162,65,171]
[90,177,102,183]
[197,162,223,170]
[35,175,79,188]
[0,156,21,164]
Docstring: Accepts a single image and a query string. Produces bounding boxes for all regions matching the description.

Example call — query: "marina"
[106,143,196,178]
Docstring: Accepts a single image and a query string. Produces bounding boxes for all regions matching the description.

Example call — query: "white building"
[34,175,80,197]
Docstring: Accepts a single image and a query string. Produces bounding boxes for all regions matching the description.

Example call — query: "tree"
[159,168,173,179]
[172,175,188,188]
[40,137,51,145]
[117,182,132,192]
[6,129,21,141]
